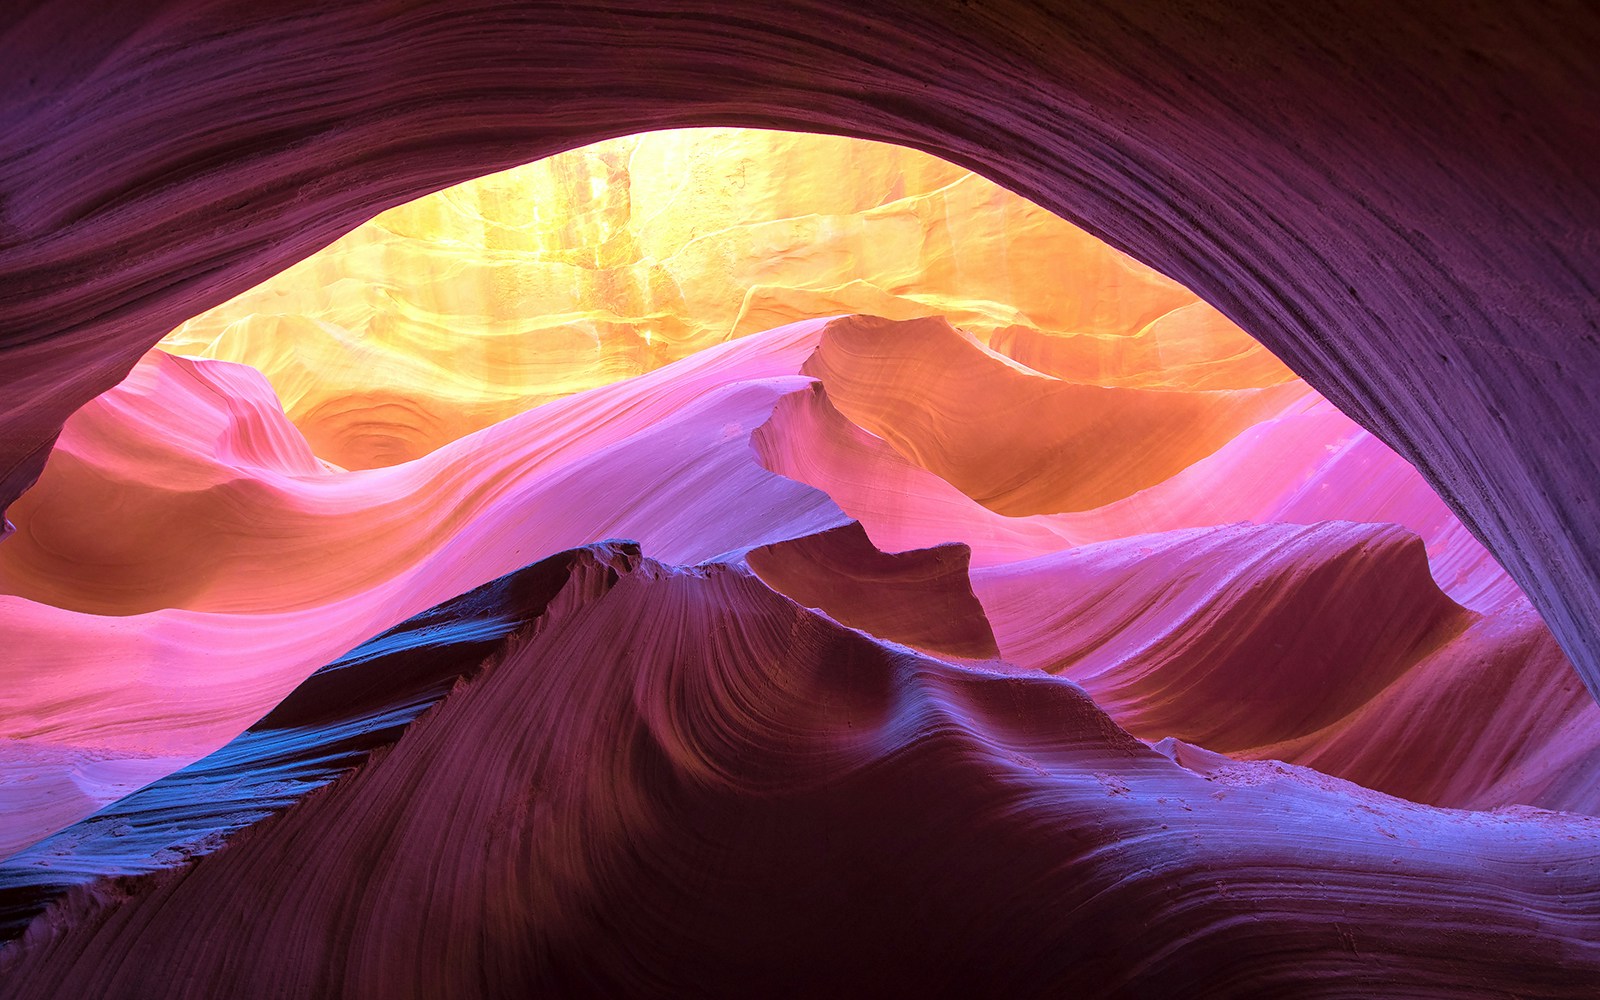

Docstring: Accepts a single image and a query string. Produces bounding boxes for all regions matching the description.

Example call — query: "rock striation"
[5,19,1600,983]
[5,310,1597,864]
[2,1,1598,693]
[3,540,1599,997]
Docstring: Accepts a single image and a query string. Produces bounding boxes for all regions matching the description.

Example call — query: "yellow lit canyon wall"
[157,128,1294,470]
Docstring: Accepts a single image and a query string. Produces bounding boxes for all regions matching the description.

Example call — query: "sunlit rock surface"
[156,129,1290,470]
[801,314,1305,514]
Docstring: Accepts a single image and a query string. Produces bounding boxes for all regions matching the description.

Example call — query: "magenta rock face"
[3,3,1600,996]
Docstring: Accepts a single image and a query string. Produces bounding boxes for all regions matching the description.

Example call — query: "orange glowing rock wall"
[157,128,1291,470]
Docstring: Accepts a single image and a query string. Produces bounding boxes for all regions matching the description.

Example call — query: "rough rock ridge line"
[0,542,635,942]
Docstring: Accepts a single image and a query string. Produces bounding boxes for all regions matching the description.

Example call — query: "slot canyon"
[2,4,1599,997]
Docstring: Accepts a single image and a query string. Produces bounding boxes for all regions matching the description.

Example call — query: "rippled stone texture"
[3,298,1600,992]
[3,541,1599,997]
[4,313,1596,865]
[2,1,1597,693]
[4,7,1600,986]
[0,320,847,855]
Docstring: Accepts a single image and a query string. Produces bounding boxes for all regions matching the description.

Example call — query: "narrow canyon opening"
[4,127,1599,994]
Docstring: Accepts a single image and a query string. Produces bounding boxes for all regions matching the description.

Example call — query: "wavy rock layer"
[4,296,1600,992]
[3,542,1599,998]
[746,522,999,661]
[0,320,839,617]
[1,1,1597,696]
[0,319,849,855]
[972,523,1600,815]
[756,319,1511,610]
[4,312,1596,866]
[802,313,1307,514]
[0,544,604,940]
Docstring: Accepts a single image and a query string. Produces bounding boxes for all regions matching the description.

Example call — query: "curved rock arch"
[3,0,1598,693]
